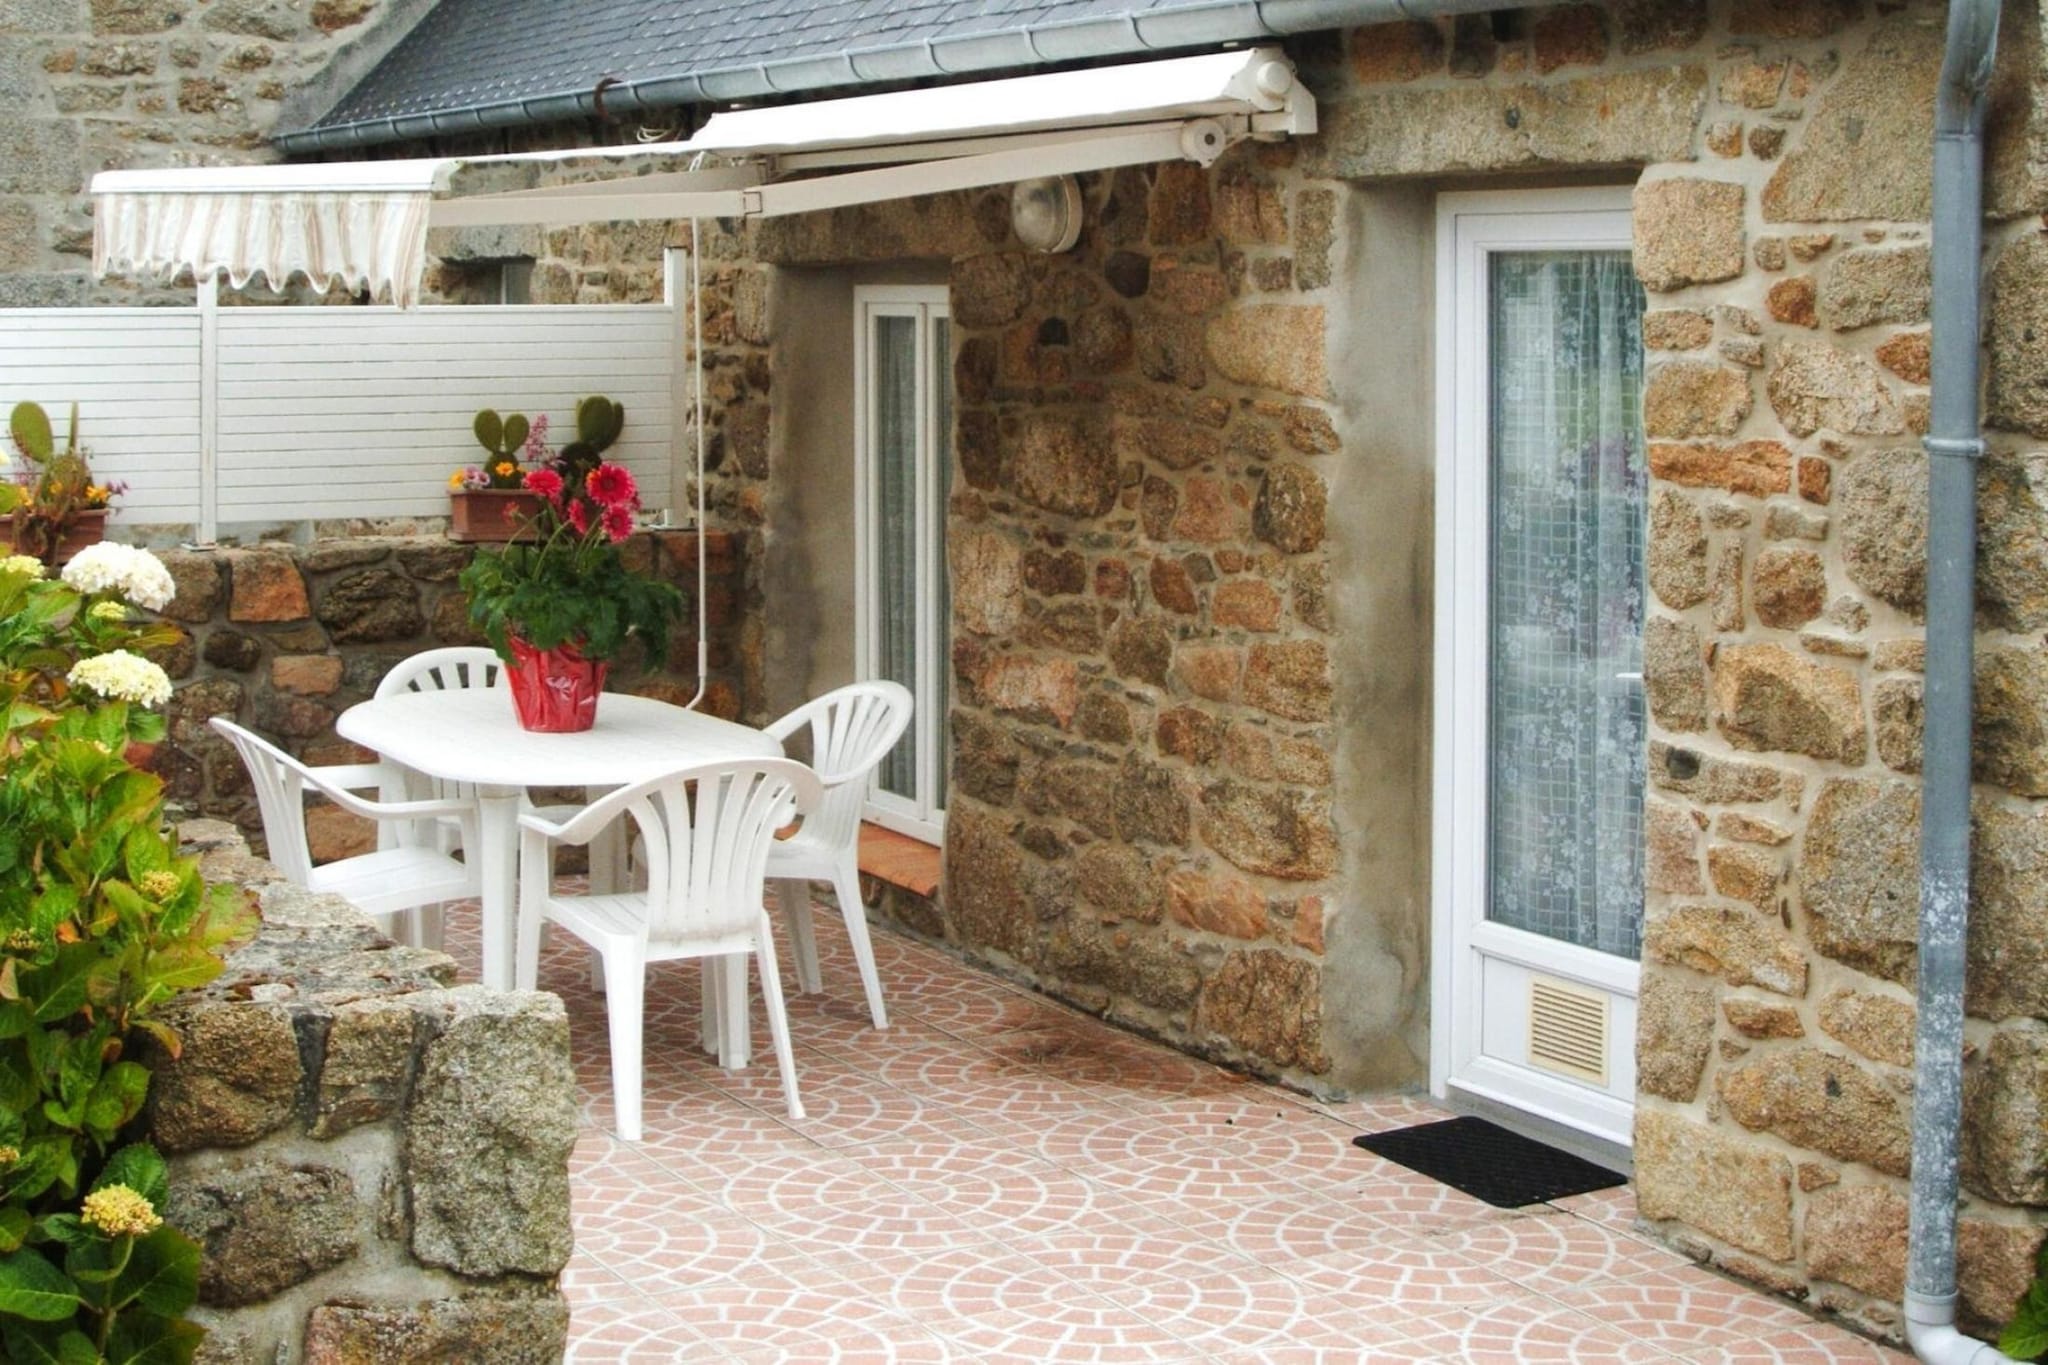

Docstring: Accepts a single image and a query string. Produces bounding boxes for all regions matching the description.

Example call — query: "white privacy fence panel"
[0,298,676,530]
[0,309,205,524]
[216,306,676,522]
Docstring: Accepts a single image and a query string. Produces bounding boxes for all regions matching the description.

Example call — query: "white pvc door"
[1432,189,1648,1148]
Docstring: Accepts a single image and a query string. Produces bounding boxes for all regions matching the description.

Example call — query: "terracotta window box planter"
[449,489,546,543]
[2,507,107,566]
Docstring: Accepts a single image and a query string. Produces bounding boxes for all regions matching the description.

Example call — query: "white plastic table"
[336,688,782,992]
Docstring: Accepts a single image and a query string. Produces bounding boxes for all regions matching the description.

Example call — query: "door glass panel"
[1487,250,1647,960]
[873,313,919,800]
[931,315,952,813]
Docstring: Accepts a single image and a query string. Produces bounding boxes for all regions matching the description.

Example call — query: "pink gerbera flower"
[602,503,635,543]
[523,467,565,503]
[585,463,637,509]
[566,497,592,535]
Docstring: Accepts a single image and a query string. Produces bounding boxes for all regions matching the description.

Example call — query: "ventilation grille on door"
[1528,976,1609,1086]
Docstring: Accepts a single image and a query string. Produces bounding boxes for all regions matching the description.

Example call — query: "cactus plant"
[4,401,116,564]
[471,409,533,489]
[558,395,625,482]
[10,400,59,465]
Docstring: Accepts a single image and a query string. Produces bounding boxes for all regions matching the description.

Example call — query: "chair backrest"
[209,717,316,886]
[763,682,913,850]
[374,646,504,699]
[571,759,822,944]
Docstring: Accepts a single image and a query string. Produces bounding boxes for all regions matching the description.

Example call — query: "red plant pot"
[505,637,608,733]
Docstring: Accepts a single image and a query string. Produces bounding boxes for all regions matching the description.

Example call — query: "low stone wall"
[142,528,745,857]
[157,818,574,1364]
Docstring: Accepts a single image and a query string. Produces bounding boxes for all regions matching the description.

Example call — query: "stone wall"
[143,529,747,855]
[636,0,2048,1338]
[0,0,432,306]
[161,817,573,1364]
[1609,0,2048,1336]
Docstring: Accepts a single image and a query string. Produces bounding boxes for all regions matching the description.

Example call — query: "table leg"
[475,791,523,992]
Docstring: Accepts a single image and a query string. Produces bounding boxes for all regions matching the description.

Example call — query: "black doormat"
[1353,1116,1626,1209]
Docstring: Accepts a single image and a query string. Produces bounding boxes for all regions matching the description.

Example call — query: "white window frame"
[853,285,951,843]
[1430,187,1643,1149]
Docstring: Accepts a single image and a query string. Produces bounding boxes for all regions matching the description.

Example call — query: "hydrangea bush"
[0,550,254,1363]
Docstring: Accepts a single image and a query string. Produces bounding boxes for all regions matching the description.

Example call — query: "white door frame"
[1429,186,1642,1149]
[852,284,951,843]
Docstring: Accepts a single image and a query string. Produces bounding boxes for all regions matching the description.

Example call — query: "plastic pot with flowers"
[458,459,682,732]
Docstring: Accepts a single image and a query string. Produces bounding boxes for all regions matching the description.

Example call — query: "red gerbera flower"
[602,503,635,543]
[566,497,592,535]
[523,467,565,503]
[585,462,637,509]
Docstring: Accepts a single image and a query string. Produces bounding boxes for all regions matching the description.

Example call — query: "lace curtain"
[1486,251,1648,960]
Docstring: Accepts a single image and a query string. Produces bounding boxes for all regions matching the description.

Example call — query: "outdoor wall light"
[1011,174,1083,254]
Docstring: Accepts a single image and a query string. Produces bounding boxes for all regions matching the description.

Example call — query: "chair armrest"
[309,761,395,793]
[299,766,478,826]
[516,808,575,843]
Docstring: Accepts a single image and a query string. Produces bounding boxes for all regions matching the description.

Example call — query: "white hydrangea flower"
[60,542,136,596]
[58,542,176,612]
[121,548,175,612]
[67,649,172,708]
[0,554,44,579]
[89,601,129,621]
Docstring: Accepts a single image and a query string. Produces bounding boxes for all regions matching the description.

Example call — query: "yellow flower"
[80,1184,162,1239]
[139,870,181,901]
[0,554,43,579]
[493,461,516,479]
[89,601,129,621]
[0,1146,17,1167]
[448,470,466,490]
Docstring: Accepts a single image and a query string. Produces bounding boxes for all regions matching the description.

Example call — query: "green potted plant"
[2,402,123,567]
[458,458,682,731]
[448,397,626,544]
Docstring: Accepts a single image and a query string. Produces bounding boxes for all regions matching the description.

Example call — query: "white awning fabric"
[91,47,1313,307]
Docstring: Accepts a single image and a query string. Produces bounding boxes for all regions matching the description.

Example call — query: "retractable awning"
[91,47,1313,307]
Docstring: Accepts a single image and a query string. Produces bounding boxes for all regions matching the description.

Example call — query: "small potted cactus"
[447,397,626,543]
[2,400,122,566]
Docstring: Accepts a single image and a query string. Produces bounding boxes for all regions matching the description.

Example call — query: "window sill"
[858,822,941,898]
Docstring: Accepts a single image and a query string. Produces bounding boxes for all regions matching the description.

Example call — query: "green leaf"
[120,825,170,885]
[105,1306,204,1365]
[0,1207,29,1255]
[112,1228,197,1318]
[1,1321,100,1365]
[92,1145,167,1209]
[82,1063,150,1141]
[136,944,219,995]
[0,1248,80,1322]
[34,1215,86,1250]
[1999,1278,2048,1361]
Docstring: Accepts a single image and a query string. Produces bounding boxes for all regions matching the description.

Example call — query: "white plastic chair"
[515,758,824,1141]
[762,681,914,1030]
[373,647,504,850]
[375,646,505,700]
[210,718,480,939]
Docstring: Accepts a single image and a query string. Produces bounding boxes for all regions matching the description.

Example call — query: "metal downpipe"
[1907,0,2008,1359]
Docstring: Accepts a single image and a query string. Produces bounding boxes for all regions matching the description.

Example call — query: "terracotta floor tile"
[416,895,1919,1362]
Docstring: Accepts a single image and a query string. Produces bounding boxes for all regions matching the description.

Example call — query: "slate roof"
[286,0,1297,151]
